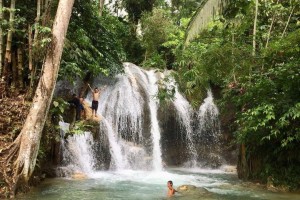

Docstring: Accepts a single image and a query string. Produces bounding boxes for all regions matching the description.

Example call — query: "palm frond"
[184,0,229,45]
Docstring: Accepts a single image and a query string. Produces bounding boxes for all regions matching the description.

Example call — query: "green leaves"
[142,53,166,69]
[50,98,69,118]
[156,75,176,103]
[236,103,275,142]
[68,121,93,136]
[60,0,123,81]
[53,101,59,108]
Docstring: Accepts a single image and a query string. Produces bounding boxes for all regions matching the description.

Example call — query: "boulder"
[71,172,87,180]
[82,101,101,122]
[177,185,211,196]
[177,185,197,192]
[223,165,237,173]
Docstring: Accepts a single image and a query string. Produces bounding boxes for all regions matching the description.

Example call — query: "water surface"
[17,167,300,200]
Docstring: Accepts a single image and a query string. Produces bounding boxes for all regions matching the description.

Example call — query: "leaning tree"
[2,0,75,196]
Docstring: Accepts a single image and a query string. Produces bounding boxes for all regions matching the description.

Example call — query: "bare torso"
[168,188,176,197]
[92,91,100,101]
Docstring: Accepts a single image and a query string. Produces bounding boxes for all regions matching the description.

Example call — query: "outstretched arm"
[87,83,93,92]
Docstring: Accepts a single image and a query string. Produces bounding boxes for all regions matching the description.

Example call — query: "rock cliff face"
[159,102,190,166]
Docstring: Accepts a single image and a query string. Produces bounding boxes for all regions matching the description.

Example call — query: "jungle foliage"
[60,0,125,81]
[0,0,129,94]
[0,0,299,193]
[136,0,300,189]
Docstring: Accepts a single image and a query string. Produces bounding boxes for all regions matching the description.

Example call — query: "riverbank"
[0,96,31,198]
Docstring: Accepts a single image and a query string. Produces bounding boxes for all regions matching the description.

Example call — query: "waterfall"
[147,70,163,171]
[56,63,223,173]
[97,63,163,170]
[173,90,198,167]
[165,75,198,167]
[57,122,96,176]
[196,89,222,167]
[197,89,220,140]
[100,119,126,169]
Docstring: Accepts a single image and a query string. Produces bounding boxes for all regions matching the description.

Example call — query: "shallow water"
[17,168,300,200]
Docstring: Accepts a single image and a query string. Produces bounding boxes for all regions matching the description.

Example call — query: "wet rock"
[223,165,237,173]
[177,185,197,192]
[159,102,190,166]
[82,101,101,122]
[71,172,87,180]
[177,185,212,197]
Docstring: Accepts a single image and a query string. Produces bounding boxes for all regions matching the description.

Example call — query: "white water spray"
[196,89,222,167]
[97,63,163,170]
[57,122,96,176]
[165,75,198,167]
[147,70,163,171]
[100,119,126,169]
[173,90,198,167]
[198,89,220,136]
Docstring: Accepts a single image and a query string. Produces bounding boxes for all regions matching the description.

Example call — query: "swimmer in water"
[167,180,177,197]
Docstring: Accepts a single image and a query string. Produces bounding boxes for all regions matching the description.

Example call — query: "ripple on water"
[16,169,300,200]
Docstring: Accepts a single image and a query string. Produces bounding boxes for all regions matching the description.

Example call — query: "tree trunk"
[252,0,258,56]
[27,0,41,98]
[99,0,104,16]
[11,50,17,88]
[27,25,34,98]
[281,6,295,38]
[17,47,23,89]
[3,0,16,81]
[42,0,52,26]
[34,0,41,41]
[237,143,249,179]
[28,26,33,72]
[8,0,74,196]
[265,0,279,48]
[0,0,3,77]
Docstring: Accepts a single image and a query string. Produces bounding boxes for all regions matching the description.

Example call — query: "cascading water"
[173,90,198,167]
[164,74,198,167]
[57,122,96,176]
[196,89,222,167]
[97,63,163,170]
[147,70,163,171]
[197,89,221,143]
[57,63,223,174]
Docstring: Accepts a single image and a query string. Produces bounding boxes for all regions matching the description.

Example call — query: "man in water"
[167,180,177,197]
[88,84,100,118]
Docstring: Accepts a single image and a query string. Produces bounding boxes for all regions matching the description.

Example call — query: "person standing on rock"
[167,180,177,197]
[68,94,82,121]
[79,97,86,119]
[88,84,100,119]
